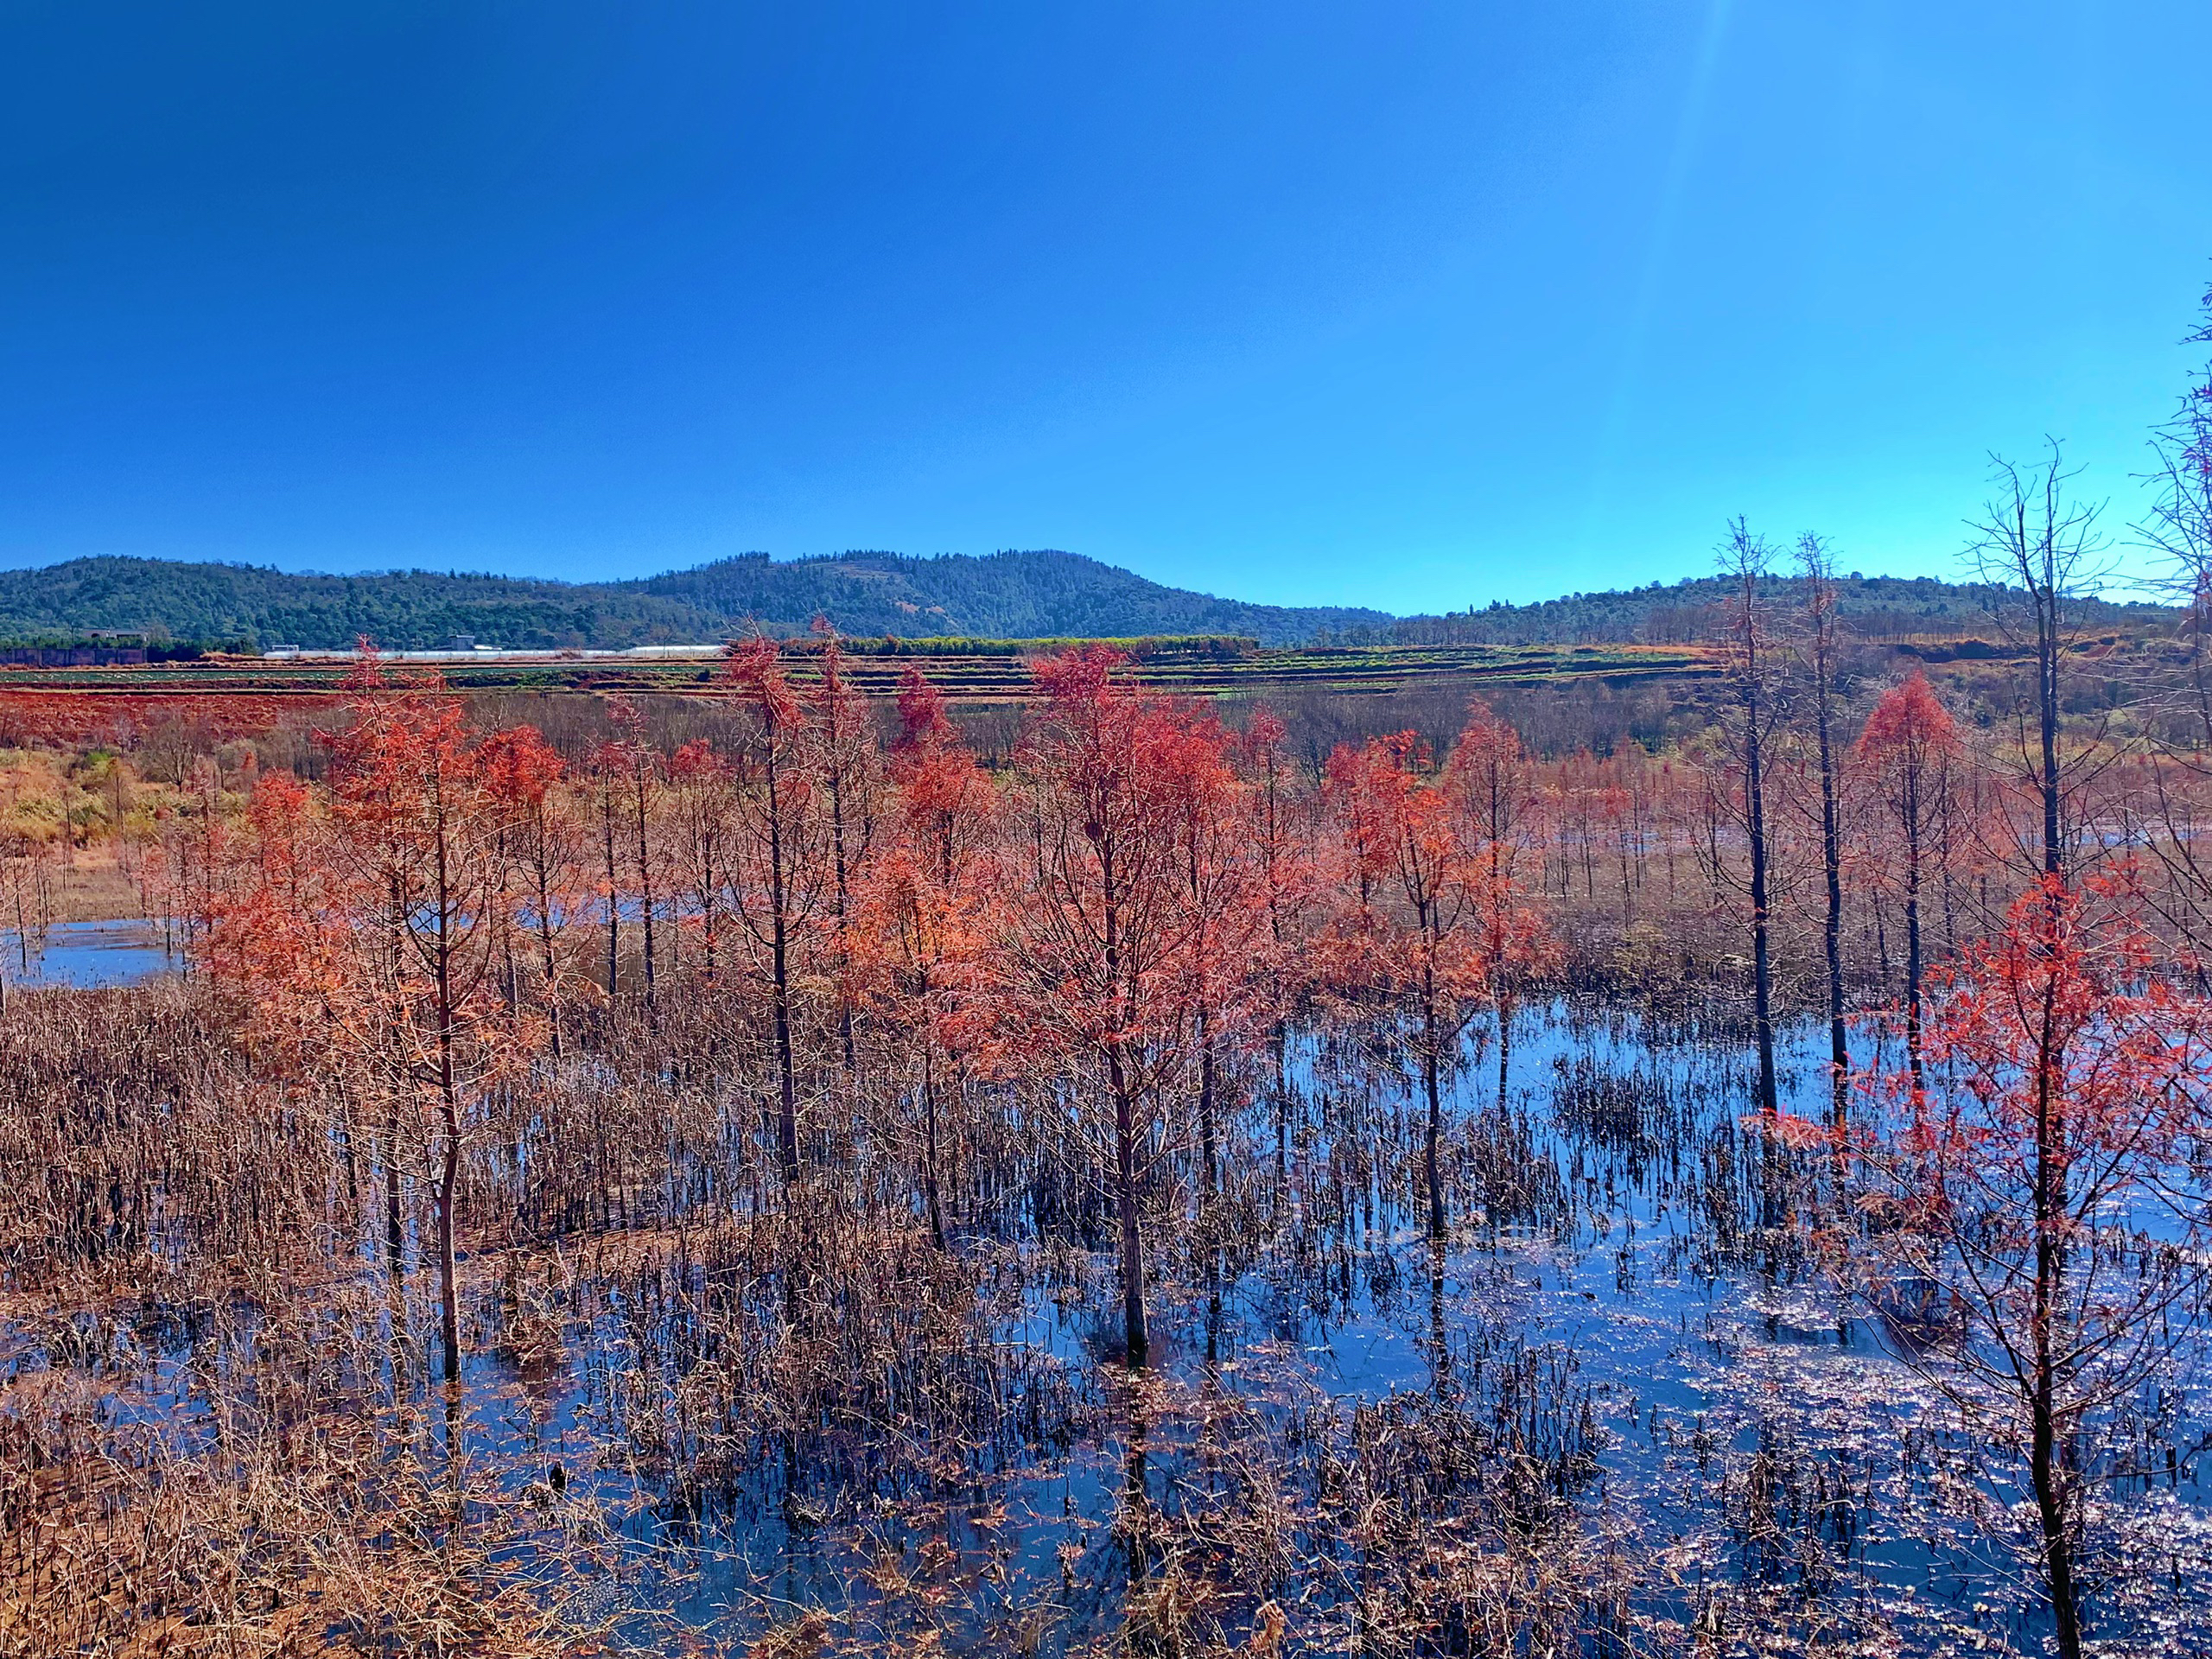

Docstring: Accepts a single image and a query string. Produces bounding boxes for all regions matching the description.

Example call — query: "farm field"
[0,639,1716,709]
[0,641,1719,754]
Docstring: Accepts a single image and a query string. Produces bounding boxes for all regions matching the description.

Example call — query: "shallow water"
[483,1005,2212,1651]
[8,996,2209,1655]
[0,918,175,988]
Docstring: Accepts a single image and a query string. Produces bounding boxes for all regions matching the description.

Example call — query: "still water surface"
[1,918,175,988]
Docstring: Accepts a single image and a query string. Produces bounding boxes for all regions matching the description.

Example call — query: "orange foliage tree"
[593,697,663,1009]
[477,722,579,1055]
[207,658,548,1384]
[849,665,1001,1246]
[1444,699,1547,1100]
[807,625,880,1078]
[1857,670,1961,1092]
[666,736,735,985]
[1163,706,1279,1208]
[1326,726,1548,1241]
[998,646,1224,1367]
[722,637,824,1184]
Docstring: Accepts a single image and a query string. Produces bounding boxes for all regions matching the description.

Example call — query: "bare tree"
[605,698,662,1011]
[2138,279,2212,744]
[1965,444,2113,887]
[805,624,880,1080]
[1715,519,1783,1123]
[2130,283,2212,955]
[1795,535,1852,1127]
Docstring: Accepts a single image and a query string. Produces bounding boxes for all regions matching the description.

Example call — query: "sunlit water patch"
[0,918,175,989]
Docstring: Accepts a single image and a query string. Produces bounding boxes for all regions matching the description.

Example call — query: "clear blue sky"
[2,2,2205,613]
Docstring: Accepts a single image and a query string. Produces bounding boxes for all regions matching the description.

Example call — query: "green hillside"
[0,558,714,650]
[0,551,1390,650]
[623,550,1392,643]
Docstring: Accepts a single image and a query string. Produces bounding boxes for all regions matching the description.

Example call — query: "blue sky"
[1,2,2205,613]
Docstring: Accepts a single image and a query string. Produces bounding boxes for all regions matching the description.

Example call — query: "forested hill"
[0,551,1392,650]
[623,550,1395,644]
[0,551,2177,652]
[1379,570,2176,645]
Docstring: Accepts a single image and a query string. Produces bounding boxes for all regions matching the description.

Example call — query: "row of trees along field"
[6,399,2212,1652]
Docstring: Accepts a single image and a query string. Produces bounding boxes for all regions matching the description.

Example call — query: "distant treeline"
[1352,572,2176,647]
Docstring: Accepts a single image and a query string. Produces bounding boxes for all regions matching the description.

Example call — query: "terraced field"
[0,639,1718,741]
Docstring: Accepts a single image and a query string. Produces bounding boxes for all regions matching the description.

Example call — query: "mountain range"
[0,550,2176,652]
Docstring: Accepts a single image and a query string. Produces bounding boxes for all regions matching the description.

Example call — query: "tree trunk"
[534,863,562,1060]
[1814,650,1849,1128]
[1197,1003,1217,1205]
[1110,1046,1147,1369]
[633,762,656,1010]
[2031,1379,2084,1659]
[1424,1038,1446,1243]
[2037,589,2063,883]
[1496,997,1513,1110]
[922,1044,945,1249]
[828,760,856,1078]
[436,1093,461,1385]
[1273,1027,1289,1202]
[1746,723,1777,1122]
[1904,819,1925,1096]
[2031,961,2080,1659]
[766,746,800,1185]
[601,784,620,999]
[384,1096,405,1278]
[434,811,464,1388]
[772,938,798,1183]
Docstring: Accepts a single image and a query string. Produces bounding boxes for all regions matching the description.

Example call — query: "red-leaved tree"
[1834,871,2212,1659]
[1325,729,1547,1240]
[722,637,823,1185]
[999,646,1213,1367]
[849,665,1001,1246]
[1857,671,1961,1094]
